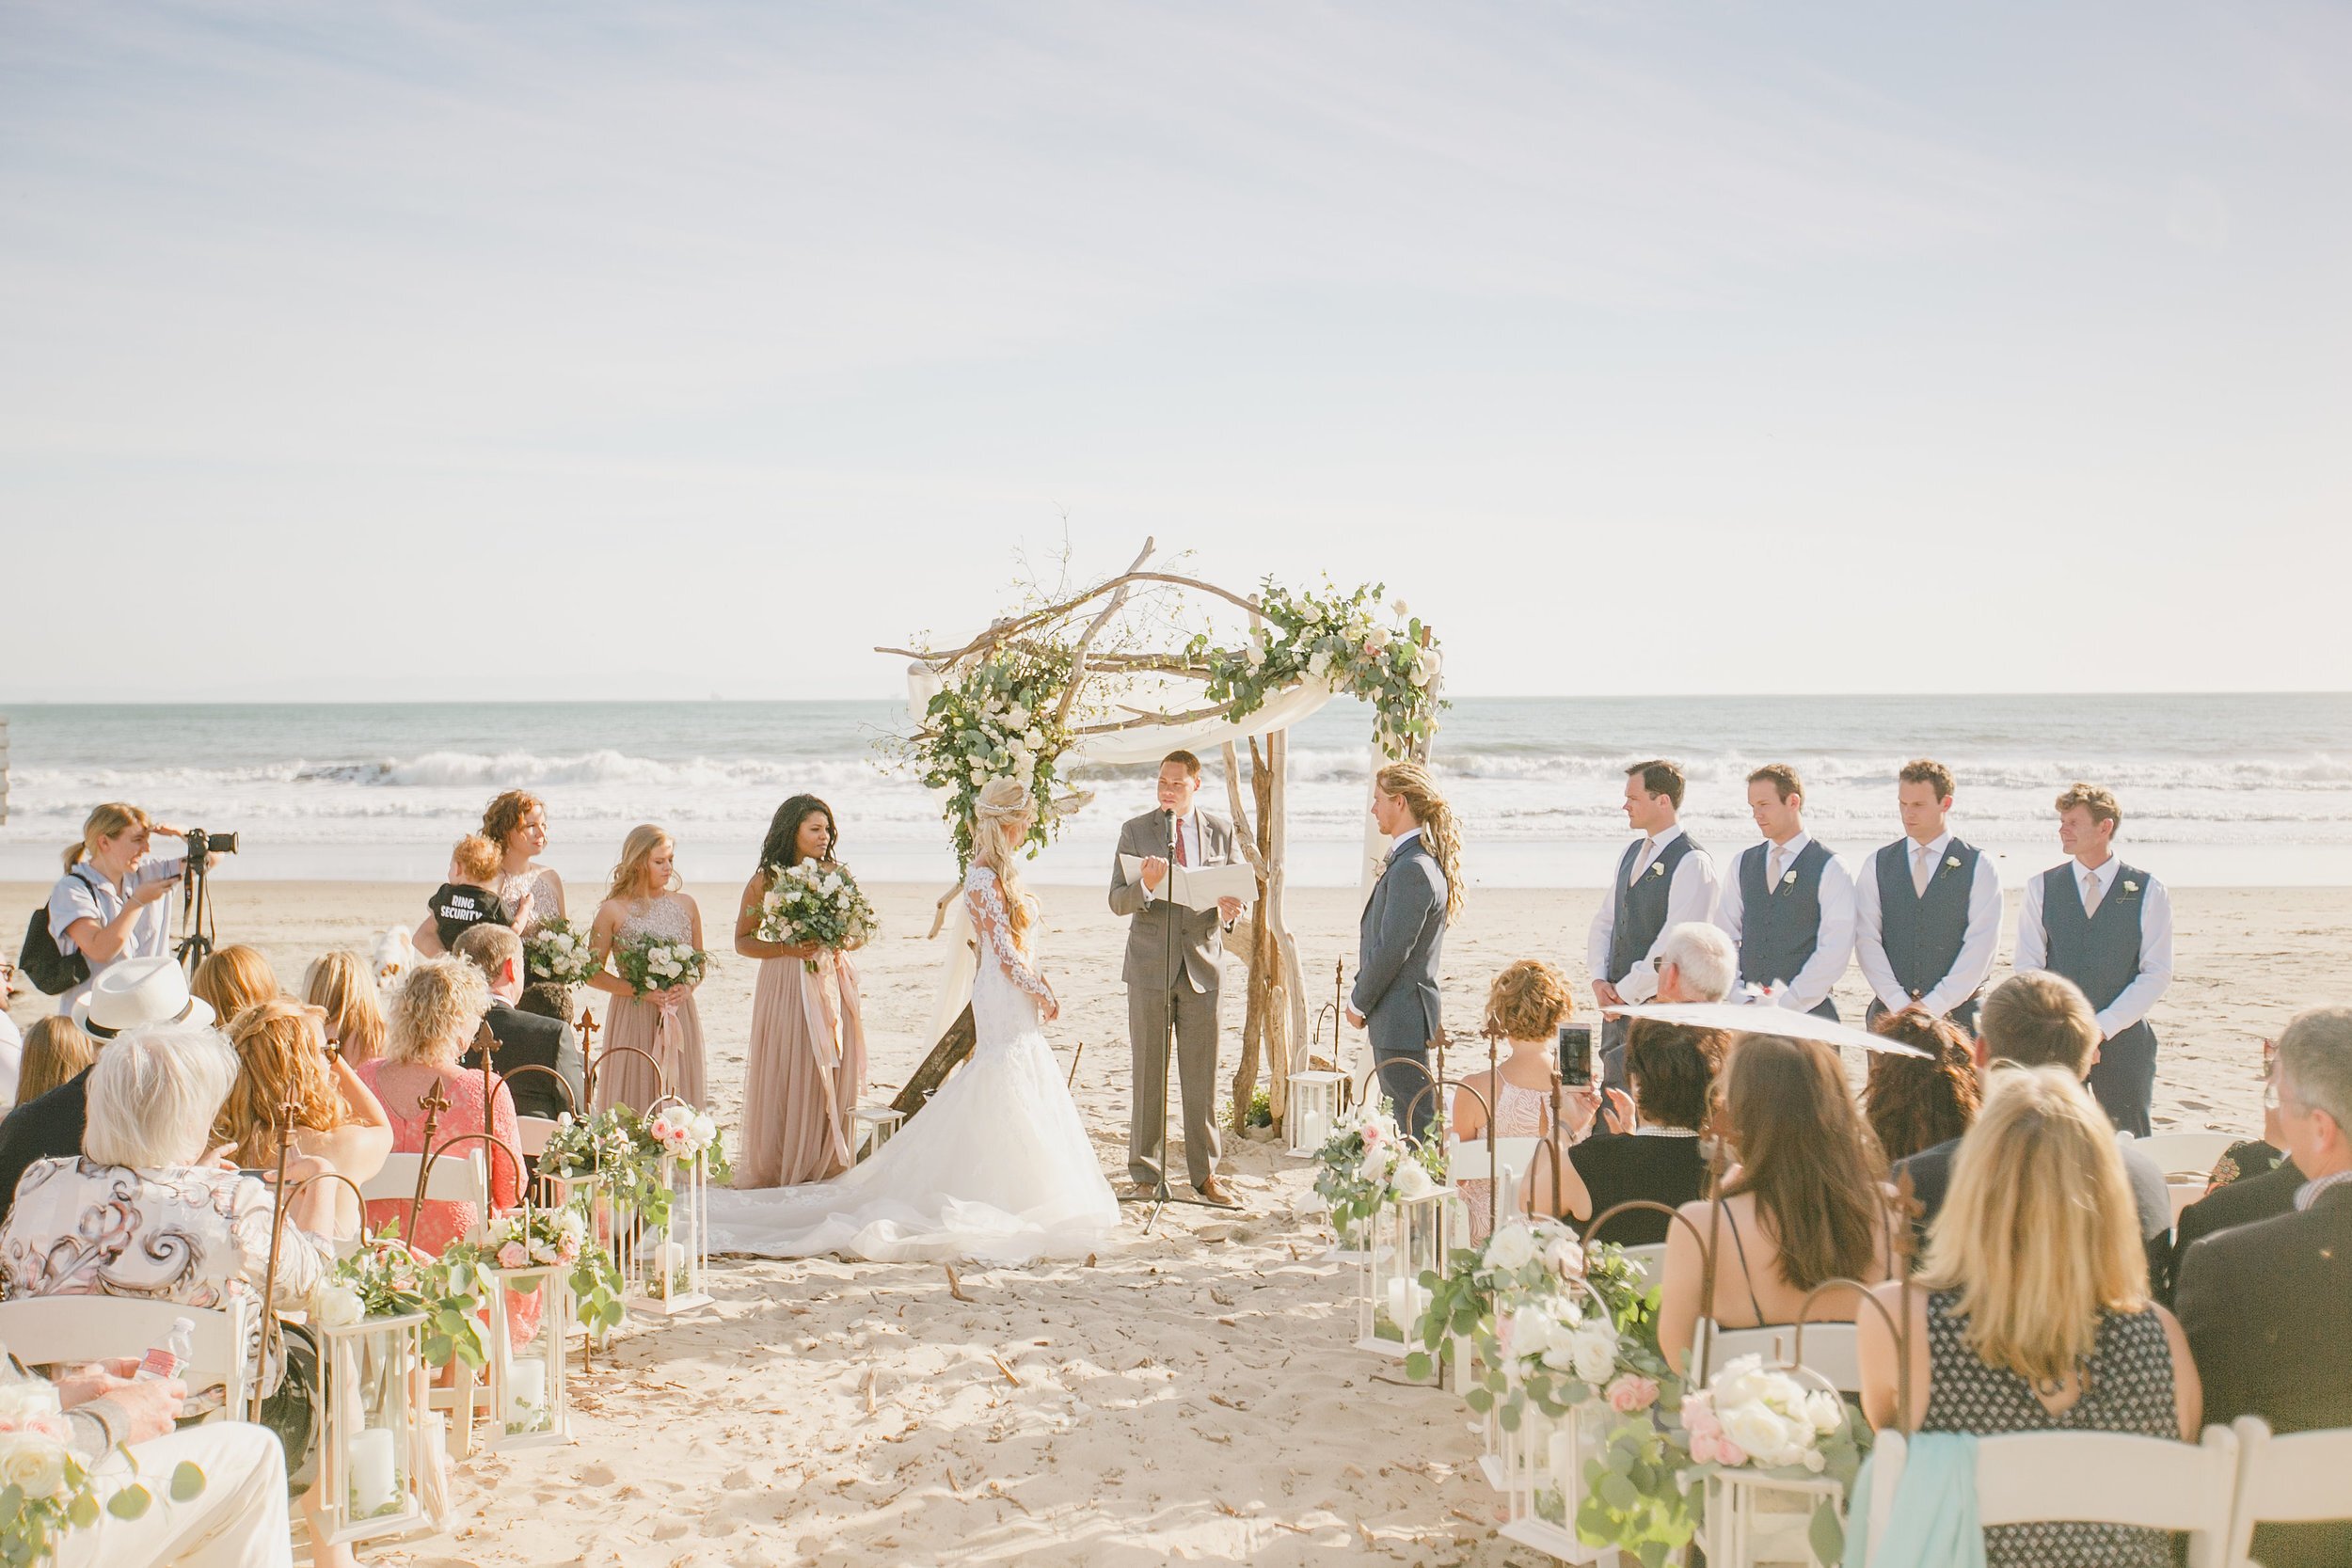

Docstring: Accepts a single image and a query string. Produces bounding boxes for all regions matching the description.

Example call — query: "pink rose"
[497,1242,529,1269]
[1715,1439,1748,1467]
[1690,1432,1720,1465]
[559,1235,581,1262]
[1606,1373,1660,1415]
[1682,1400,1721,1440]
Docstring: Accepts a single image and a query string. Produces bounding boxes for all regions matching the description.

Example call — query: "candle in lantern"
[1298,1109,1330,1148]
[1384,1276,1427,1335]
[348,1427,397,1515]
[1548,1426,1574,1487]
[506,1355,548,1429]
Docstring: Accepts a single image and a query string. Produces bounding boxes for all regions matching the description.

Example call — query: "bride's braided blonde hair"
[1376,760,1464,924]
[971,777,1039,946]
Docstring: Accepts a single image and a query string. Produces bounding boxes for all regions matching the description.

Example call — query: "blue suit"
[1351,834,1448,1133]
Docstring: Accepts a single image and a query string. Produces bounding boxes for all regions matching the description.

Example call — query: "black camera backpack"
[17,870,100,995]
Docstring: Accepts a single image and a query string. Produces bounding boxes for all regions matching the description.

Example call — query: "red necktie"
[1174,820,1188,865]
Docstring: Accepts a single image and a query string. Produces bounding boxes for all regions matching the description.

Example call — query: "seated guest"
[518,981,573,1022]
[1531,1019,1724,1245]
[1863,1007,1981,1163]
[1658,1033,1893,1375]
[2167,1040,2302,1292]
[13,1016,96,1107]
[358,958,536,1352]
[0,1018,344,1567]
[1,1345,294,1568]
[1893,971,2170,1247]
[188,943,279,1027]
[2175,1006,2352,1568]
[1652,920,1736,1005]
[1859,1066,2201,1568]
[1451,961,1565,1240]
[413,833,515,958]
[302,949,388,1064]
[0,958,215,1225]
[216,998,393,1242]
[453,924,587,1125]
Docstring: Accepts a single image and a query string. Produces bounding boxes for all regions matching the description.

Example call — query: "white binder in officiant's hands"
[1120,855,1257,912]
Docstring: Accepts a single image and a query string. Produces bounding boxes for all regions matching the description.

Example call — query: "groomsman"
[1586,760,1719,1089]
[2016,783,2173,1138]
[1854,758,2003,1032]
[1714,765,1853,1020]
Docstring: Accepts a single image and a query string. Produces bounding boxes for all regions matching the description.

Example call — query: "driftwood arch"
[880,539,1442,1138]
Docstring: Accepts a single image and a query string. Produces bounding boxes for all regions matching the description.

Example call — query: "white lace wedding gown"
[702,865,1119,1263]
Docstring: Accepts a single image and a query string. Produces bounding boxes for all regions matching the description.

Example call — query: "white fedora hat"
[71,956,216,1039]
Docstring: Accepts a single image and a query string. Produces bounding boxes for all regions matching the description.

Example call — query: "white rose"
[1804,1388,1845,1436]
[1392,1159,1436,1201]
[0,1383,60,1425]
[312,1283,365,1328]
[1484,1220,1539,1272]
[1570,1323,1618,1386]
[1710,1354,1771,1412]
[1245,641,1267,668]
[1024,727,1044,750]
[1542,1232,1583,1278]
[1006,704,1027,726]
[1355,1147,1391,1183]
[822,872,843,894]
[1802,1446,1828,1473]
[0,1432,71,1499]
[1307,649,1331,678]
[1505,1305,1556,1360]
[1366,625,1391,651]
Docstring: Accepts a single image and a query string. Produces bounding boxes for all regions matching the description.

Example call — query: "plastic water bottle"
[135,1317,196,1383]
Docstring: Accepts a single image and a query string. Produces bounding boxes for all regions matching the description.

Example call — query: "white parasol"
[1605,1003,1931,1058]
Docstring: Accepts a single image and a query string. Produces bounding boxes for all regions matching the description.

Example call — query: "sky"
[4,0,2348,702]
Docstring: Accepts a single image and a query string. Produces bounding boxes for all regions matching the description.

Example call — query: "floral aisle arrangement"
[1189,579,1445,757]
[1310,1098,1442,1242]
[522,918,598,987]
[0,1379,205,1556]
[1679,1354,1873,1564]
[536,1104,726,1310]
[312,1227,492,1370]
[612,934,708,1000]
[1405,1215,1591,1390]
[755,860,878,970]
[478,1206,625,1340]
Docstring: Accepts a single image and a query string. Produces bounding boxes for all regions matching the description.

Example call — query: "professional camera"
[185,829,240,860]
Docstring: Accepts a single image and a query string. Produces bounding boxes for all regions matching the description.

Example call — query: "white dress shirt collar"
[1391,826,1424,853]
[2075,856,2118,894]
[1906,829,1953,860]
[1647,823,1685,851]
[1765,830,1811,861]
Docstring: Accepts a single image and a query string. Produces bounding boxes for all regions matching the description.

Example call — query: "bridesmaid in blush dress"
[586,824,708,1113]
[734,795,870,1188]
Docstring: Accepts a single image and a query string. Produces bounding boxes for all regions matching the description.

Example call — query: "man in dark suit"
[2176,1006,2352,1568]
[1107,751,1246,1207]
[454,923,585,1125]
[0,957,215,1225]
[1345,762,1453,1136]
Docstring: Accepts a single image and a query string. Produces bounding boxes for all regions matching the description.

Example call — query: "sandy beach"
[6,878,2342,1567]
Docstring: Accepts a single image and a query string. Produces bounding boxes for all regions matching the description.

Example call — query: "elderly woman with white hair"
[0,1017,351,1567]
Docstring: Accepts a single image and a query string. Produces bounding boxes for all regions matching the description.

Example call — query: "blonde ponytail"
[970,777,1038,947]
[1376,761,1464,924]
[64,802,150,873]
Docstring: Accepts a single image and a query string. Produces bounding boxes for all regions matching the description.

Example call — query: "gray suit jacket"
[1352,835,1447,1055]
[1108,809,1238,993]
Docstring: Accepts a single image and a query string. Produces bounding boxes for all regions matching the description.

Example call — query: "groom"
[1108,750,1246,1209]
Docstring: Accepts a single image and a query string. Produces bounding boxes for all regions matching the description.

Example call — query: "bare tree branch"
[1054,538,1156,728]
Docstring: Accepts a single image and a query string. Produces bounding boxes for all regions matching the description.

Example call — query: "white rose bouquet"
[646,1102,723,1165]
[1674,1353,1873,1561]
[315,1227,491,1371]
[756,860,878,972]
[523,917,598,987]
[613,934,707,1002]
[1310,1098,1440,1237]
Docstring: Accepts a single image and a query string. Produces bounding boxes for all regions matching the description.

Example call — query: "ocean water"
[1,694,2348,890]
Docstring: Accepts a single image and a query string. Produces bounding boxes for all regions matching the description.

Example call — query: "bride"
[703,777,1120,1263]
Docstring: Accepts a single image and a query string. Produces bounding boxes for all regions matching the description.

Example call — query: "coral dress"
[737,947,868,1189]
[1460,1079,1553,1242]
[595,895,707,1113]
[356,1060,541,1351]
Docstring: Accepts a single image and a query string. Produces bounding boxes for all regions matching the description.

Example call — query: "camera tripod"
[174,831,226,974]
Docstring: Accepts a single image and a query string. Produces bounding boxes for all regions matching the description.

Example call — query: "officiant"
[1107,750,1246,1209]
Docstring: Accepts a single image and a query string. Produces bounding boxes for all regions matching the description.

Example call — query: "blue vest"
[1607,832,1700,984]
[2042,862,2151,1014]
[1737,837,1833,990]
[1874,837,1981,1006]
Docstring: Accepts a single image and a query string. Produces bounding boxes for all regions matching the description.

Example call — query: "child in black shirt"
[426,832,516,951]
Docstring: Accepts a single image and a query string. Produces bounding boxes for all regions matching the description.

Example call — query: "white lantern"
[314,1307,432,1544]
[1285,1071,1343,1157]
[1356,1184,1451,1361]
[486,1261,573,1449]
[1700,1465,1844,1568]
[850,1104,905,1164]
[631,1150,712,1316]
[1499,1399,1609,1563]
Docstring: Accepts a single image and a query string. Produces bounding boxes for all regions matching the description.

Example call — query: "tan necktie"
[1912,843,1934,897]
[1767,844,1785,893]
[1630,836,1657,886]
[2081,868,2103,916]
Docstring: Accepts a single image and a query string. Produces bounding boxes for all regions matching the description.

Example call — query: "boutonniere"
[2122,879,2140,895]
[1780,870,1797,888]
[1648,862,1666,879]
[1945,855,1962,870]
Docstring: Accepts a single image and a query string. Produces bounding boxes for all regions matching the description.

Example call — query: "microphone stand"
[1123,805,1217,1232]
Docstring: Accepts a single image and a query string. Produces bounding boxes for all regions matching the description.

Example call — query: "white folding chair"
[1445,1135,1545,1212]
[0,1295,255,1423]
[2226,1416,2352,1565]
[2130,1131,2238,1183]
[1860,1425,2235,1568]
[515,1116,560,1158]
[360,1149,492,1241]
[1692,1320,1863,1393]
